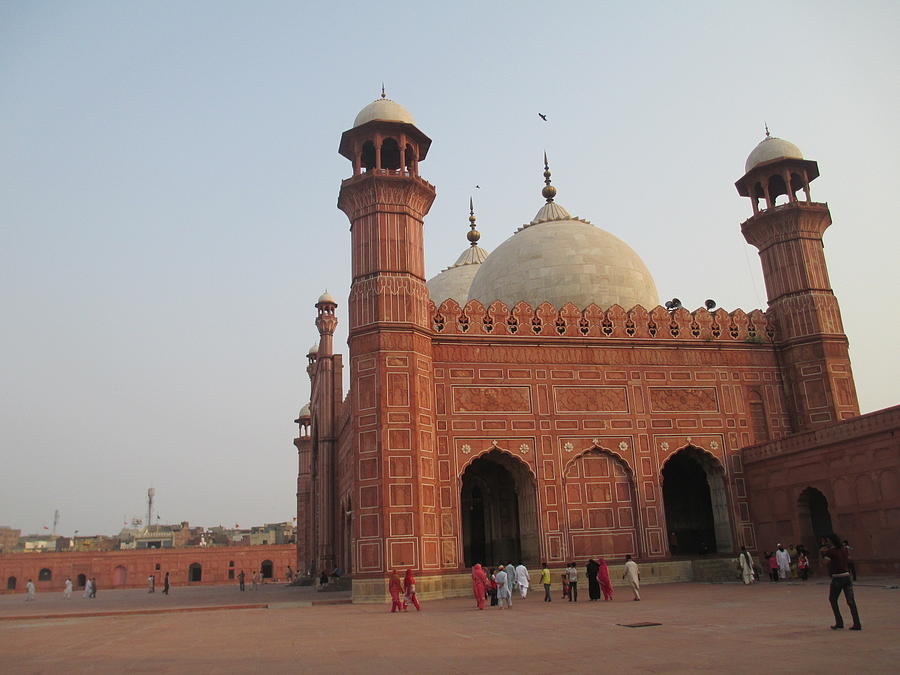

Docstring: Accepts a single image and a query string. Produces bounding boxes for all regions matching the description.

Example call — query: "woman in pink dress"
[388,570,404,612]
[597,557,614,601]
[471,564,488,610]
[403,568,421,611]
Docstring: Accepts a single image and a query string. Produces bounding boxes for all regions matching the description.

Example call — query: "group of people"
[743,539,856,585]
[23,576,102,601]
[237,569,263,591]
[387,569,421,612]
[464,557,641,611]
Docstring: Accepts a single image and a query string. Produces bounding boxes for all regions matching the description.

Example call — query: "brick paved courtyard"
[1,578,898,673]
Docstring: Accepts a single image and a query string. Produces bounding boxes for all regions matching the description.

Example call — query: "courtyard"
[1,577,898,673]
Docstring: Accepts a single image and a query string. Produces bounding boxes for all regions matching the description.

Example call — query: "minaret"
[293,402,312,576]
[735,131,859,431]
[337,92,437,594]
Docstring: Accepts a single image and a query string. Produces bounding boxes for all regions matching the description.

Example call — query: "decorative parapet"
[742,405,900,464]
[429,299,774,343]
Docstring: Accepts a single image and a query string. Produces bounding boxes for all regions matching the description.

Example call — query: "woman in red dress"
[471,564,488,610]
[597,557,614,601]
[403,568,421,611]
[388,570,404,612]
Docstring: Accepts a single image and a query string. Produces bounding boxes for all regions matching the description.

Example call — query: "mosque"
[293,94,900,601]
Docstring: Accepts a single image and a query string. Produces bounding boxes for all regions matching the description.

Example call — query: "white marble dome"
[745,136,803,173]
[467,201,659,311]
[353,97,415,128]
[427,244,489,305]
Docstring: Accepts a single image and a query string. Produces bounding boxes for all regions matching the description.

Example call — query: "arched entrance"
[261,560,273,579]
[6,576,15,590]
[38,568,52,581]
[564,448,640,560]
[460,449,539,567]
[662,447,733,555]
[188,563,202,582]
[113,565,127,586]
[798,487,833,551]
[76,574,87,588]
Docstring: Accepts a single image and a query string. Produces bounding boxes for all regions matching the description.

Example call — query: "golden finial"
[381,83,386,99]
[467,197,480,245]
[541,151,557,203]
[764,122,770,138]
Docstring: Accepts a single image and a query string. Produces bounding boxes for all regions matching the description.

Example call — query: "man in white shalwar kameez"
[623,555,641,601]
[515,564,530,599]
[737,546,755,584]
[25,579,36,601]
[495,568,511,609]
[504,563,516,604]
[775,544,791,580]
[64,577,73,598]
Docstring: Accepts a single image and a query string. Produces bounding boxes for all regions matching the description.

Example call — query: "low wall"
[1,545,295,594]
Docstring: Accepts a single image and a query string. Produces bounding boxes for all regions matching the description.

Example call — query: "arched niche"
[188,562,202,583]
[662,446,734,554]
[797,486,833,552]
[460,448,539,568]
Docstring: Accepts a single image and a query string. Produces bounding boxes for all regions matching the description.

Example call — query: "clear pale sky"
[2,1,898,536]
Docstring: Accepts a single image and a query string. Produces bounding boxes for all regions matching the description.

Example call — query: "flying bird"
[538,113,548,121]
[475,185,480,189]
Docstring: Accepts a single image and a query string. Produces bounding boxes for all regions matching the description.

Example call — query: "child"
[488,568,498,606]
[798,552,810,580]
[561,571,570,600]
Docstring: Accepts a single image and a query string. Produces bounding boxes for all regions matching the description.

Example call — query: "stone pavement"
[1,578,898,673]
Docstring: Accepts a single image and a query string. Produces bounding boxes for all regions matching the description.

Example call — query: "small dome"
[745,135,803,173]
[467,201,658,311]
[298,403,311,418]
[427,244,490,305]
[307,343,318,356]
[318,290,336,305]
[353,97,415,128]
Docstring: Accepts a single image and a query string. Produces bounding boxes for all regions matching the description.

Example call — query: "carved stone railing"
[429,299,774,343]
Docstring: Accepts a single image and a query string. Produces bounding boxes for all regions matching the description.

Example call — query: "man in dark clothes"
[821,534,861,631]
[586,558,601,600]
[163,572,170,595]
[238,570,245,591]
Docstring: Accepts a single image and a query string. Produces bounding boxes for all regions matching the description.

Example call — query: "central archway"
[460,449,539,567]
[797,487,833,552]
[662,447,733,555]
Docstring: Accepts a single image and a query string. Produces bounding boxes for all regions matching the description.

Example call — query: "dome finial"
[467,197,480,246]
[541,151,557,203]
[381,82,386,99]
[764,122,770,138]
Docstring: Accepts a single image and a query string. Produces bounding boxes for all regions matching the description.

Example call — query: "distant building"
[0,527,20,553]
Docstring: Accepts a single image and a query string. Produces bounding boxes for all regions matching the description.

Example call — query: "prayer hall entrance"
[662,447,734,555]
[460,449,539,567]
[797,487,833,552]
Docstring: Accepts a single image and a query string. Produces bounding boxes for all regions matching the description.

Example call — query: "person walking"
[162,572,170,595]
[561,570,570,600]
[251,571,258,591]
[597,558,614,601]
[623,555,641,601]
[64,577,73,599]
[403,568,421,611]
[775,544,791,580]
[767,552,779,581]
[494,565,511,609]
[83,578,92,599]
[488,568,499,606]
[25,579,36,601]
[737,546,755,585]
[566,562,578,602]
[504,562,517,598]
[515,563,530,599]
[822,534,861,630]
[586,558,600,600]
[148,574,155,593]
[540,562,552,602]
[388,570,405,613]
[238,570,246,591]
[90,577,98,599]
[471,564,488,610]
[798,551,810,581]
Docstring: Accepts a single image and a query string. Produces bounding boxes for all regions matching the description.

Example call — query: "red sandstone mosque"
[294,94,900,601]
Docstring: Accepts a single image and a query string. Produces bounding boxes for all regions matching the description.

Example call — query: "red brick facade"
[1,545,295,594]
[291,104,895,600]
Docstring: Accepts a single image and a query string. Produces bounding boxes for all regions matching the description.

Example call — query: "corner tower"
[736,132,859,431]
[337,93,438,597]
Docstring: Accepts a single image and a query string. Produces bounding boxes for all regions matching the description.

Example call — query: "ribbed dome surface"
[353,98,415,127]
[427,245,489,305]
[467,202,658,311]
[745,136,803,173]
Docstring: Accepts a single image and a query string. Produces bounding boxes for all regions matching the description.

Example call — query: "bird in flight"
[475,185,480,189]
[538,113,548,121]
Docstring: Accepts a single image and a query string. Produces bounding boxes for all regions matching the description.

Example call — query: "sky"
[2,1,898,536]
